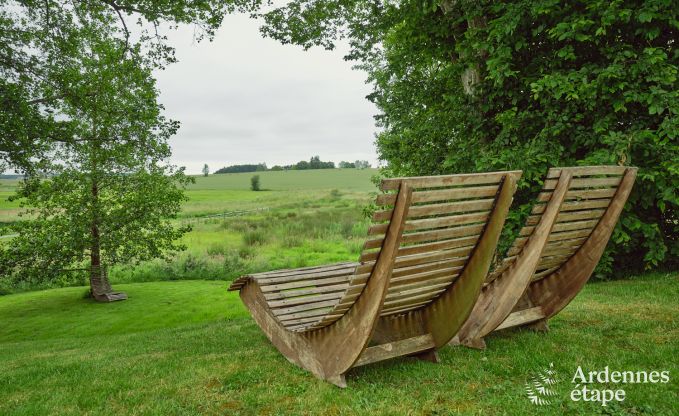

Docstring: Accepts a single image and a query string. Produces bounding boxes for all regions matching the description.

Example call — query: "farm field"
[0,169,380,291]
[0,271,677,415]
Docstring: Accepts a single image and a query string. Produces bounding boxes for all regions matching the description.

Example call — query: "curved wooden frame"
[452,167,637,349]
[233,172,520,386]
[527,168,637,319]
[239,183,413,386]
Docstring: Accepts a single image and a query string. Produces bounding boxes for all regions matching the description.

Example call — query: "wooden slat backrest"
[487,166,628,283]
[365,171,521,317]
[236,171,522,333]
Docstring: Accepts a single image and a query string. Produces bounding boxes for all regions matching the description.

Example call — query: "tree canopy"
[258,0,678,275]
[0,0,259,293]
[0,0,261,173]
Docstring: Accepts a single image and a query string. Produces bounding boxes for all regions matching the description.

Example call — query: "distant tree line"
[214,157,371,174]
[339,160,371,169]
[214,163,268,174]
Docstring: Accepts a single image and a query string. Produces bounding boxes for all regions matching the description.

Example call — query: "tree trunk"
[88,179,127,302]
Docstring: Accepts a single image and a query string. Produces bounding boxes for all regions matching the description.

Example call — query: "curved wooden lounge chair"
[451,166,637,349]
[228,170,522,386]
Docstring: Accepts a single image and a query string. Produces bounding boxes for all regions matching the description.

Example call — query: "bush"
[250,175,260,191]
[243,229,267,246]
[260,0,679,277]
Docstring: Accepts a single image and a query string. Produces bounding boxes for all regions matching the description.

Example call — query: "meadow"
[1,169,677,415]
[0,169,379,291]
[0,272,677,415]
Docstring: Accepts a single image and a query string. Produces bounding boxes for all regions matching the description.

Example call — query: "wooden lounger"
[228,170,522,386]
[451,166,638,349]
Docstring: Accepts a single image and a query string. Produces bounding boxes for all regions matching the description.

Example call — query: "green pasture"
[0,272,677,415]
[0,169,379,291]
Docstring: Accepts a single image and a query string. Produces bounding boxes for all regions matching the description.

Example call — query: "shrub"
[243,230,267,246]
[250,174,260,191]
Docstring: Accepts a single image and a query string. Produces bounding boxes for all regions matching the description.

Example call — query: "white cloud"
[154,14,379,173]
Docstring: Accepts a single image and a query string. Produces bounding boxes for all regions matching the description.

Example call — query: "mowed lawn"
[1,272,677,415]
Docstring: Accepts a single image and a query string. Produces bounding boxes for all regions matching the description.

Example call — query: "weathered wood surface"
[229,170,522,386]
[525,168,637,320]
[453,171,571,348]
[236,183,413,386]
[454,166,637,349]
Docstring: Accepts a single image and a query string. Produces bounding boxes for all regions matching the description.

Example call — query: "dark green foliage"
[0,0,263,174]
[259,0,678,276]
[293,156,335,170]
[250,174,261,191]
[215,157,337,173]
[215,163,268,173]
[0,1,205,286]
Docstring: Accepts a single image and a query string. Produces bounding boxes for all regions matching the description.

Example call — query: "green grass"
[0,169,378,291]
[0,272,677,415]
[188,169,378,191]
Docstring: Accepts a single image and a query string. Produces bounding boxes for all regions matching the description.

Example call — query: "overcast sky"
[155,14,379,174]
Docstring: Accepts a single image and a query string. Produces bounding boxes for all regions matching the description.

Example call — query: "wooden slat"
[543,176,621,190]
[251,262,355,278]
[264,283,350,301]
[391,248,472,270]
[546,166,627,178]
[537,188,618,202]
[271,298,345,316]
[536,255,571,270]
[496,307,545,331]
[376,185,499,206]
[360,235,478,263]
[362,223,483,250]
[389,269,461,288]
[277,308,333,322]
[391,259,467,279]
[268,292,345,309]
[368,211,489,235]
[513,229,593,248]
[519,219,600,237]
[380,171,520,190]
[358,249,470,274]
[532,266,560,280]
[353,334,436,367]
[380,301,432,316]
[385,284,451,304]
[260,274,356,293]
[372,199,495,222]
[531,198,612,214]
[256,266,356,285]
[541,244,578,258]
[526,209,605,226]
[382,290,443,310]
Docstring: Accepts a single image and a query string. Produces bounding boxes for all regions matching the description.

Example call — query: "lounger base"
[524,318,550,332]
[449,335,486,350]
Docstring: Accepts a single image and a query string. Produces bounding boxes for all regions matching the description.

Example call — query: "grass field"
[0,169,379,291]
[0,271,677,415]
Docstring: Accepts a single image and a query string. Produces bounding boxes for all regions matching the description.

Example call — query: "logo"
[525,362,558,406]
[525,364,671,407]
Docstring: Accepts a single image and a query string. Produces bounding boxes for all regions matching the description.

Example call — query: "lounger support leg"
[525,319,549,332]
[326,374,347,388]
[412,349,440,363]
[452,172,572,348]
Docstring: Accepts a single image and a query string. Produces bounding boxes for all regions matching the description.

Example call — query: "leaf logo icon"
[525,363,559,405]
